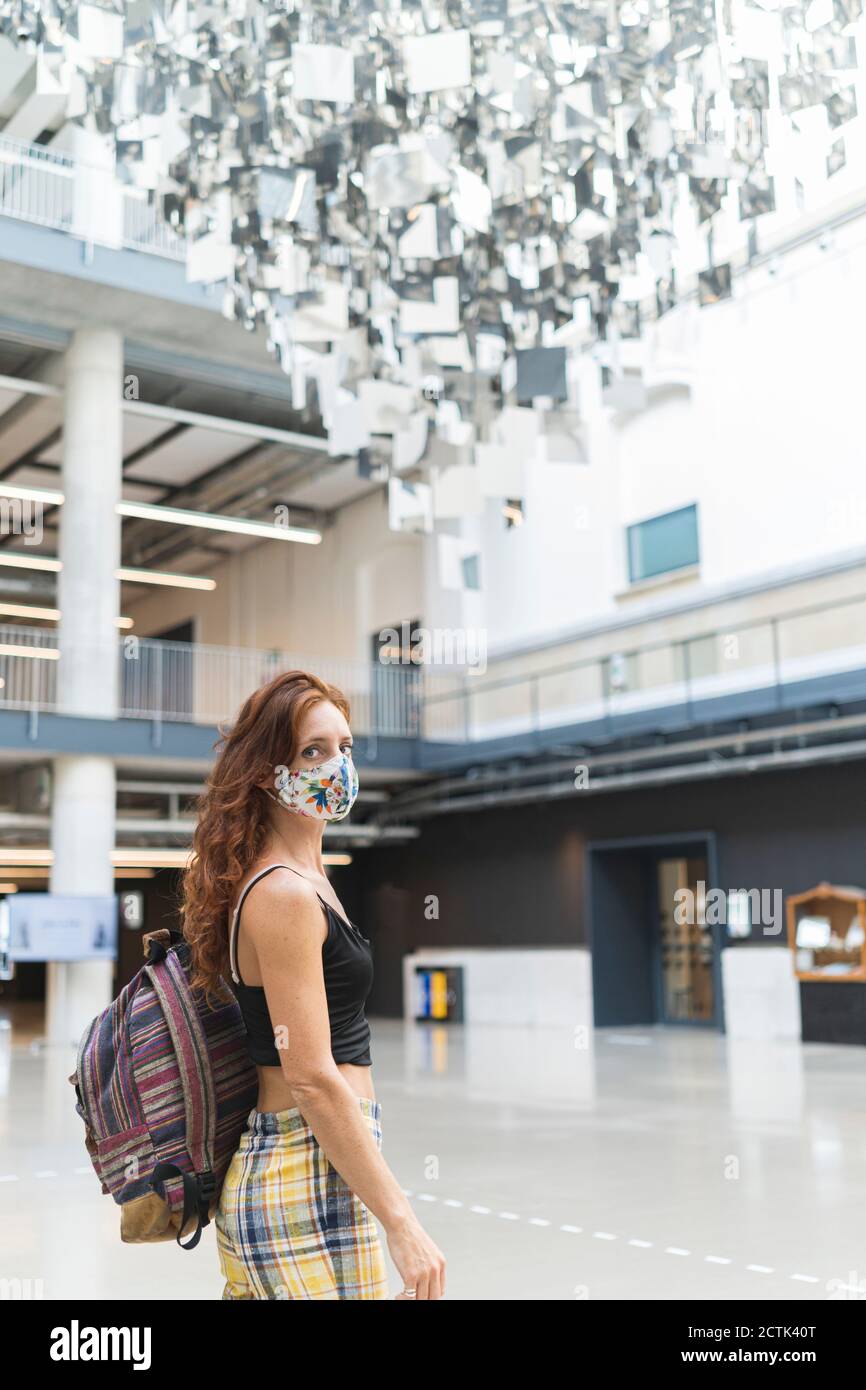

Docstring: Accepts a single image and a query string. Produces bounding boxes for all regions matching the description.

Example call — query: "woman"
[182,669,445,1300]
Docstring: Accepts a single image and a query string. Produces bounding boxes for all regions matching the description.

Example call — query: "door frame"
[586,830,724,1031]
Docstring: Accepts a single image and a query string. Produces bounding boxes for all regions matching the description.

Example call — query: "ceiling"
[0,335,387,618]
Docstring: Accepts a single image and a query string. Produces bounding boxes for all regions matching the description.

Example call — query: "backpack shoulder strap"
[229,863,310,985]
[143,948,218,1249]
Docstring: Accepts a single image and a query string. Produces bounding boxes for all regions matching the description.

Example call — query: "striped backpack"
[68,925,258,1250]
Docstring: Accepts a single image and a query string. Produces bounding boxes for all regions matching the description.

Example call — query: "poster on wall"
[6,895,118,962]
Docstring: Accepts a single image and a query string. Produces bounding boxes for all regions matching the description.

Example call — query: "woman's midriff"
[254,1060,376,1114]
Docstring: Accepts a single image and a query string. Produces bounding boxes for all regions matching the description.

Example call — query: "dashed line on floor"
[406,1191,825,1287]
[3,1164,828,1290]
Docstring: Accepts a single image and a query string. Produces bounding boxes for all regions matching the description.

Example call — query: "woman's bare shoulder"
[240,864,326,941]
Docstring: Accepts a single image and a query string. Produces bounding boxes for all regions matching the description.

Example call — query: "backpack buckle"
[198,1170,216,1204]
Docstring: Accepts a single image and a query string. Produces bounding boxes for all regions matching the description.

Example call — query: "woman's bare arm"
[243,870,446,1298]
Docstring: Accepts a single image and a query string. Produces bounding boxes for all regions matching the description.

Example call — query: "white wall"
[466,210,866,653]
[128,486,424,663]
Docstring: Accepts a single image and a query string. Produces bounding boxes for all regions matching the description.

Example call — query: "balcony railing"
[0,589,865,748]
[0,630,423,739]
[0,133,186,260]
[119,640,422,737]
[419,589,866,744]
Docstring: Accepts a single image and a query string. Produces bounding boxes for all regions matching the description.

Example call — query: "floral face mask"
[268,751,359,821]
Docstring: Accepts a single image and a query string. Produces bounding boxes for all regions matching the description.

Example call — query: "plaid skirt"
[215,1095,391,1300]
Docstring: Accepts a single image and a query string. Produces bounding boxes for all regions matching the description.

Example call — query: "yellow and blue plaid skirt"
[215,1095,391,1300]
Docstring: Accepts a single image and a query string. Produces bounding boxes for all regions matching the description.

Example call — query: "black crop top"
[228,863,373,1067]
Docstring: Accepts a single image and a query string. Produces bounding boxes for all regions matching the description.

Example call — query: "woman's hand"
[386,1213,446,1300]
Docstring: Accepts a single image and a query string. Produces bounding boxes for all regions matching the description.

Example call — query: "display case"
[786,883,866,982]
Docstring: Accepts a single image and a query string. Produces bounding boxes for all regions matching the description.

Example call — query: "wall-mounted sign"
[7,895,117,962]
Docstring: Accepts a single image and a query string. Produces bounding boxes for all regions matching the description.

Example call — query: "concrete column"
[46,327,123,1046]
[50,125,124,248]
[46,756,116,1045]
[57,327,122,716]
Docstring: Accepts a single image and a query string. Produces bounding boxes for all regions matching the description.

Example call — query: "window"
[627,503,699,583]
[461,554,481,591]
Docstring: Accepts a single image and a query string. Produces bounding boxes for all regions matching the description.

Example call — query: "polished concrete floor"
[2,1004,865,1301]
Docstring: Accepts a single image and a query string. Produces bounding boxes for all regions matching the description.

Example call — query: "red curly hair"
[181,669,351,1006]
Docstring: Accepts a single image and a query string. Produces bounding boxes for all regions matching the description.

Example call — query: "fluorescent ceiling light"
[0,552,61,573]
[0,601,59,621]
[0,488,319,546]
[117,567,216,590]
[0,847,53,864]
[117,500,321,544]
[0,601,132,627]
[0,848,190,870]
[0,483,64,505]
[0,552,215,589]
[0,643,59,660]
[0,865,154,880]
[113,849,352,869]
[111,848,193,869]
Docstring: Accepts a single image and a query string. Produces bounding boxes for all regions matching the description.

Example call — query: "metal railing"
[1,589,865,747]
[0,629,422,739]
[120,639,422,736]
[0,134,74,234]
[0,625,59,710]
[121,188,186,260]
[0,133,186,261]
[419,589,866,743]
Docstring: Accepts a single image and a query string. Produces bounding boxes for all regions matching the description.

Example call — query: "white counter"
[721,945,801,1040]
[403,946,594,1028]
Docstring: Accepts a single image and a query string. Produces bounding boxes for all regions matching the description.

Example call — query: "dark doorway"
[587,832,722,1030]
[655,854,714,1023]
[370,620,422,735]
[155,621,195,644]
